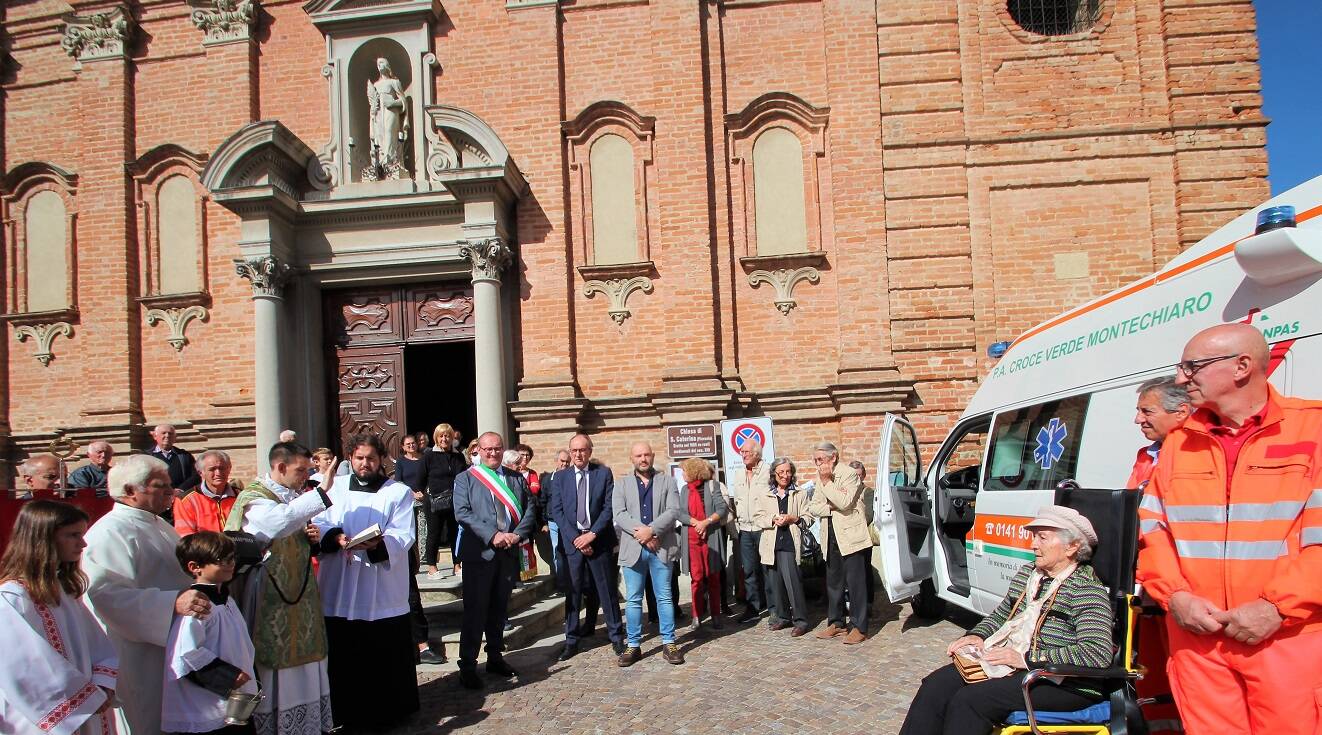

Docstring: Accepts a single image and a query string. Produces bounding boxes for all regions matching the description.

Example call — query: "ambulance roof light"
[1255,205,1297,235]
[988,341,1011,359]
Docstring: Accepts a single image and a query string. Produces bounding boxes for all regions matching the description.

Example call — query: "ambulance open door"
[875,413,935,602]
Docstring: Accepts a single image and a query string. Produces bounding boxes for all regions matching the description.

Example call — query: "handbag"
[429,490,452,513]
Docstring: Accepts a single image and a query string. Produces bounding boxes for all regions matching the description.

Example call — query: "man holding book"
[314,433,418,730]
[452,431,535,689]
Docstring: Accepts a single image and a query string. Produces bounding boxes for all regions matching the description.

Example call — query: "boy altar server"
[162,532,258,735]
[314,433,419,731]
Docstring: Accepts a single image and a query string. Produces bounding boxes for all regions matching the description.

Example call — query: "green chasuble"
[225,481,328,669]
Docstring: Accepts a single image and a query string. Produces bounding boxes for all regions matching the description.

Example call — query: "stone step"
[423,574,554,628]
[419,583,567,665]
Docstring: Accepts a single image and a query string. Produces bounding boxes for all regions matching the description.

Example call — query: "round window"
[1007,0,1102,36]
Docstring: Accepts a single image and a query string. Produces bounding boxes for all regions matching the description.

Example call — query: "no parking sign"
[720,416,775,481]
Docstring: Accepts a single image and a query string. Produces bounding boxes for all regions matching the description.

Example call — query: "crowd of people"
[3,323,1318,735]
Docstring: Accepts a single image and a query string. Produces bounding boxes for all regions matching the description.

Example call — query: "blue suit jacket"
[550,462,615,556]
[453,465,536,563]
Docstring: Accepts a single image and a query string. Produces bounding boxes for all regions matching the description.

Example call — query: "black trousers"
[408,544,429,645]
[423,507,456,565]
[767,550,808,627]
[899,663,1101,735]
[458,548,518,669]
[825,522,870,634]
[563,547,624,645]
[325,614,419,729]
[739,530,766,611]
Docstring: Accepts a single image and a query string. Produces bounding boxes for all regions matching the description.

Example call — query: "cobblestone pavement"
[388,594,979,735]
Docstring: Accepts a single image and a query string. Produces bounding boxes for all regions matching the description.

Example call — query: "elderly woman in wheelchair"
[899,505,1114,735]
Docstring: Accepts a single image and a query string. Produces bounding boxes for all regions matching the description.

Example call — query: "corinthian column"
[460,238,513,439]
[236,256,293,467]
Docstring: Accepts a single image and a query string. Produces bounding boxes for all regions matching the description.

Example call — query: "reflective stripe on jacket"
[1137,385,1322,634]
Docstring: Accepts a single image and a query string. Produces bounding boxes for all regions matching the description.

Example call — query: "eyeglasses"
[1176,353,1240,378]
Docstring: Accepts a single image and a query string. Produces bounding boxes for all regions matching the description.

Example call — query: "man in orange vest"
[1127,377,1189,734]
[1137,323,1322,734]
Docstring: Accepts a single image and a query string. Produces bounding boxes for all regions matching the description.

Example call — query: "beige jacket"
[753,485,815,563]
[806,463,871,557]
[730,460,771,532]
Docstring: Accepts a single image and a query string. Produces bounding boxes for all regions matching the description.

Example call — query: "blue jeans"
[622,547,675,646]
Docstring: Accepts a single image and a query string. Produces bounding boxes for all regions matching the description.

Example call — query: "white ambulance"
[874,175,1322,617]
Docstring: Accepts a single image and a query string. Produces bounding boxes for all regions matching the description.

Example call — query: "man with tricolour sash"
[452,431,536,690]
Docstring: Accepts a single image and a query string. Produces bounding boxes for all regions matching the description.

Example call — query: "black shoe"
[417,648,447,665]
[710,616,725,631]
[616,646,642,667]
[611,640,626,655]
[486,658,517,678]
[557,644,579,662]
[458,669,483,689]
[736,609,760,624]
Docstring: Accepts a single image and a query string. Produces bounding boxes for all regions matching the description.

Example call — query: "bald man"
[148,423,199,492]
[17,454,61,499]
[1137,323,1322,734]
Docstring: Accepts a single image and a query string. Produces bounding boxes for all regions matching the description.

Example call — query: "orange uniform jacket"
[1137,385,1322,635]
[1127,445,1158,489]
[173,487,239,537]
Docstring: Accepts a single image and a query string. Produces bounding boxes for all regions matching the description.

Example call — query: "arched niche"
[1,162,79,316]
[347,38,414,182]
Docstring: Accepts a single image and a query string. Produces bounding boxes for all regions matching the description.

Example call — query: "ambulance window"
[887,421,922,487]
[983,396,1090,492]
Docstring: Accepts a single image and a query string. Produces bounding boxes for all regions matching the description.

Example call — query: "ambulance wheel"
[911,579,946,620]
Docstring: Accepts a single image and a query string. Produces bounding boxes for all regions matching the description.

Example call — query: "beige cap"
[1025,504,1098,549]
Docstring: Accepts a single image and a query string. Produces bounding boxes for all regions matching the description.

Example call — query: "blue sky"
[1257,0,1322,193]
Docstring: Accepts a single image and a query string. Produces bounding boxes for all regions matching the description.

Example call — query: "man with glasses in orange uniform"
[1137,323,1322,735]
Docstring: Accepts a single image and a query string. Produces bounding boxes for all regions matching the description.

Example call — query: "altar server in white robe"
[314,432,418,731]
[83,455,213,734]
[224,442,334,735]
[0,501,119,735]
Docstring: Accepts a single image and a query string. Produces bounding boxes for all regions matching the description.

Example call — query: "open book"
[344,524,383,550]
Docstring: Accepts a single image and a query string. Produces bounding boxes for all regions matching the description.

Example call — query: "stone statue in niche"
[363,57,409,181]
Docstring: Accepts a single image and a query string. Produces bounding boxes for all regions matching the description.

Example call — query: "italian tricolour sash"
[471,464,522,525]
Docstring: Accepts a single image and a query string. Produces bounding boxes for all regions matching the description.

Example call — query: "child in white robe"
[0,500,118,735]
[162,532,259,735]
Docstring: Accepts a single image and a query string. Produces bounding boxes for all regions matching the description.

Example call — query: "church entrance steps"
[420,572,567,653]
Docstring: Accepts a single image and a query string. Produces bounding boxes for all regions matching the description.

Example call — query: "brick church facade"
[0,0,1269,480]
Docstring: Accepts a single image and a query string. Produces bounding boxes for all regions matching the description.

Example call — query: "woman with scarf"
[899,505,1114,735]
[677,458,729,633]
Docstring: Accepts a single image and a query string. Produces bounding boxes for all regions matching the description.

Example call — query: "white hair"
[501,449,522,469]
[107,454,169,499]
[199,449,232,467]
[18,454,57,477]
[813,441,839,456]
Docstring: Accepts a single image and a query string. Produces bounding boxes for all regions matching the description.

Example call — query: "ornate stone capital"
[189,0,259,46]
[748,266,821,315]
[60,7,134,63]
[459,238,513,283]
[145,305,209,351]
[235,256,293,298]
[583,276,653,325]
[14,322,74,366]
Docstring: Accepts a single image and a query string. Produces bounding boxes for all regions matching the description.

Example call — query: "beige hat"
[1025,505,1098,549]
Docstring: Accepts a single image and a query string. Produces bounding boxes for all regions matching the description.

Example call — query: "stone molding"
[14,321,73,366]
[145,305,209,352]
[189,0,259,46]
[582,276,652,325]
[747,266,821,315]
[60,7,134,63]
[235,256,293,298]
[459,238,512,283]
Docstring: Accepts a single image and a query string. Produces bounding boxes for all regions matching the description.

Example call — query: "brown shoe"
[790,626,809,637]
[815,624,846,639]
[842,628,867,645]
[616,646,642,667]
[768,620,790,632]
[661,643,685,665]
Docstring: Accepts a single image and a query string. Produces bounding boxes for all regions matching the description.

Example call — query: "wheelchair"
[994,485,1151,735]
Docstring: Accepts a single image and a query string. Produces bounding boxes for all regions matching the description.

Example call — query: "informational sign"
[666,423,719,458]
[719,416,776,481]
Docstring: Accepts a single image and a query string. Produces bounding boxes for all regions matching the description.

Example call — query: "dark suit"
[550,461,624,645]
[149,447,200,491]
[453,464,536,669]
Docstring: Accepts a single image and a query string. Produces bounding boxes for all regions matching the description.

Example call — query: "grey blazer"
[453,465,536,563]
[613,471,684,567]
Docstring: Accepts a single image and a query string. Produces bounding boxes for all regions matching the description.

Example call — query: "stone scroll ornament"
[747,266,821,315]
[60,8,134,62]
[362,58,409,181]
[145,305,209,352]
[14,322,74,366]
[234,256,293,298]
[189,0,258,45]
[583,276,653,325]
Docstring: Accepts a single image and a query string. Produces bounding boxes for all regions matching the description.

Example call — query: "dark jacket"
[452,465,536,563]
[549,461,616,556]
[422,450,467,509]
[149,447,199,491]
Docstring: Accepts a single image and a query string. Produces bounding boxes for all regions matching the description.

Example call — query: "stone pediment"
[302,0,442,27]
